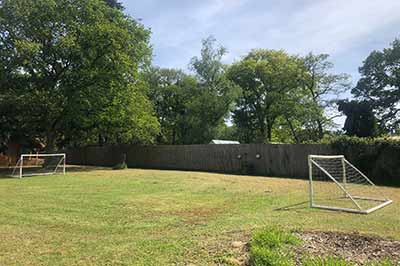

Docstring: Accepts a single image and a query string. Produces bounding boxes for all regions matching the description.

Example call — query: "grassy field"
[0,168,399,265]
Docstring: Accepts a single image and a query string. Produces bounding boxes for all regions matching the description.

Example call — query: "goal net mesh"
[11,154,65,178]
[309,155,391,213]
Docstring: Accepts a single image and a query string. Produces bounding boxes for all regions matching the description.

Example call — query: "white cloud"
[122,0,400,71]
[284,0,400,54]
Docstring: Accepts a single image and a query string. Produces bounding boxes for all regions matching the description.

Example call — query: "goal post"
[308,155,392,214]
[11,153,66,178]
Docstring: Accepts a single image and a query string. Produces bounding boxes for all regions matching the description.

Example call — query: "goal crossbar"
[308,154,392,214]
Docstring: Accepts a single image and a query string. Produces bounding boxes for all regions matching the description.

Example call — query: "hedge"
[323,136,400,186]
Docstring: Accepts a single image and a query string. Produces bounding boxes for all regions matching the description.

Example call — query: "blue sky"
[122,0,400,81]
[121,0,400,126]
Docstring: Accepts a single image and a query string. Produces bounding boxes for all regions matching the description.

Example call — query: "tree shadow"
[0,165,107,179]
[274,201,310,212]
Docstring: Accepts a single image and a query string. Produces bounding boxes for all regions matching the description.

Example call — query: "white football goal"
[308,155,392,214]
[11,153,66,178]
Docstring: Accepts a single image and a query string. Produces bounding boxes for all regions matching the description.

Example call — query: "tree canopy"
[0,0,159,150]
[187,36,237,144]
[352,39,400,132]
[302,53,350,138]
[338,100,378,137]
[144,67,197,144]
[145,37,237,144]
[228,49,309,143]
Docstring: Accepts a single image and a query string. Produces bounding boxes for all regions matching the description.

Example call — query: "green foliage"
[319,135,400,146]
[146,37,237,144]
[301,53,351,139]
[228,49,307,143]
[338,100,379,137]
[249,227,299,266]
[144,67,197,144]
[318,135,400,186]
[352,38,400,132]
[0,0,158,150]
[227,50,350,144]
[103,0,124,10]
[187,36,238,144]
[251,227,300,249]
[215,124,239,141]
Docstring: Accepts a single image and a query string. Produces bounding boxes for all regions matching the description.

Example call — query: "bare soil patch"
[227,231,400,266]
[295,231,400,265]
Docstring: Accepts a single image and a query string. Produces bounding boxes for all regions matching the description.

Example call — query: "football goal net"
[308,155,392,214]
[11,153,66,178]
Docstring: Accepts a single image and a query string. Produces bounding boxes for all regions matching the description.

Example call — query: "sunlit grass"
[0,168,398,265]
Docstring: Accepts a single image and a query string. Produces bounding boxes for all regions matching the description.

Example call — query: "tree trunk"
[259,127,266,143]
[266,116,275,143]
[172,127,176,145]
[45,131,56,152]
[266,124,272,142]
[317,119,324,139]
[285,116,300,143]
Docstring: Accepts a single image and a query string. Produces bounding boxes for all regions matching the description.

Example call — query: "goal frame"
[11,153,66,178]
[308,155,392,214]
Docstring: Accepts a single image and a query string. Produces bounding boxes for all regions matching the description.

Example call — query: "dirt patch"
[295,231,400,265]
[225,231,400,266]
[228,240,250,266]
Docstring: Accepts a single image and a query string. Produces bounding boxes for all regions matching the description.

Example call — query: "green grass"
[0,168,399,265]
[249,227,299,266]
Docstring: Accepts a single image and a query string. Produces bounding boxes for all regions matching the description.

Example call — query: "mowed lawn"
[0,168,399,265]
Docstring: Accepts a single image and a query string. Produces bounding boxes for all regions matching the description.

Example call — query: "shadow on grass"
[274,201,310,212]
[0,165,107,179]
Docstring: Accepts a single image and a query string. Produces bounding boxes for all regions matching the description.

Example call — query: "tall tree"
[352,39,400,132]
[144,67,197,144]
[187,36,237,144]
[274,88,324,143]
[338,100,378,137]
[302,53,351,138]
[0,0,159,150]
[228,49,305,143]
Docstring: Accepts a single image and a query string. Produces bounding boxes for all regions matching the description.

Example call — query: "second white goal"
[11,153,66,178]
[308,155,392,214]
